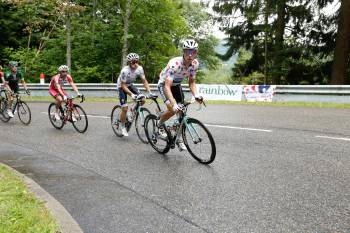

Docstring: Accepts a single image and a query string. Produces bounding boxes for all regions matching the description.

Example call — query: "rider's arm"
[188,77,197,97]
[68,78,80,95]
[121,81,133,96]
[0,72,6,86]
[21,79,28,91]
[141,75,151,93]
[54,77,66,97]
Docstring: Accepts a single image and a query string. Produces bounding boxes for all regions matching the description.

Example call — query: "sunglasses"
[130,60,138,64]
[184,49,198,56]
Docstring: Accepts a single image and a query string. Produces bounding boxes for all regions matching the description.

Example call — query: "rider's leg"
[120,105,128,123]
[158,84,183,125]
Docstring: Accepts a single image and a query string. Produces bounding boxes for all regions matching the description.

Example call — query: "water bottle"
[126,110,133,122]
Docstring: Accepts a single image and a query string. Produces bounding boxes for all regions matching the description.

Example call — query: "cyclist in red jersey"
[49,65,81,121]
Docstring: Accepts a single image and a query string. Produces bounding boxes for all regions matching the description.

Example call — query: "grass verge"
[21,96,350,108]
[0,164,59,233]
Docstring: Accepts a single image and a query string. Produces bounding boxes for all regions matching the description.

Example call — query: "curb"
[1,163,84,233]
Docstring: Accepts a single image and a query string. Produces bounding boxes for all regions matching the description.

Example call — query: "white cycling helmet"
[58,65,69,72]
[182,39,198,50]
[126,53,139,62]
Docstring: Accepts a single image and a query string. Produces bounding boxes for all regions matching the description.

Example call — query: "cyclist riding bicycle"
[0,61,30,118]
[49,65,81,121]
[157,39,203,151]
[116,53,154,137]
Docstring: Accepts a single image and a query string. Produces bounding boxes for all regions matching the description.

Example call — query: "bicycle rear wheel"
[48,103,64,129]
[135,107,151,143]
[182,118,216,164]
[71,104,88,133]
[144,114,170,154]
[17,101,31,125]
[0,99,10,122]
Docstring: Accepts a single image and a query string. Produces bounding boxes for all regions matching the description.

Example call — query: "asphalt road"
[0,102,349,233]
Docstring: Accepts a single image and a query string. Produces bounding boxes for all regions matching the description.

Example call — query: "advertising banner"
[197,84,243,101]
[243,85,276,102]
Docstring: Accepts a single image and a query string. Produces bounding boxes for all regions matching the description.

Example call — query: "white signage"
[243,85,276,102]
[197,84,243,101]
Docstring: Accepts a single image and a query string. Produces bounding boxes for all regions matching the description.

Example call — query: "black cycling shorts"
[118,84,140,106]
[158,83,184,104]
[8,82,19,93]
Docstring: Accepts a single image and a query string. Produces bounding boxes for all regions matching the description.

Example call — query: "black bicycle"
[111,94,161,143]
[144,101,216,164]
[0,89,31,125]
[48,95,88,133]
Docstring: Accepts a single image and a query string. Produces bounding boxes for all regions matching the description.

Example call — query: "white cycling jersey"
[117,65,145,89]
[158,56,199,86]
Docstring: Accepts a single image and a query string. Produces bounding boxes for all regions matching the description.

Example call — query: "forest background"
[0,0,349,85]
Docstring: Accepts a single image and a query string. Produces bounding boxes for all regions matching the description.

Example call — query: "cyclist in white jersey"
[117,53,153,137]
[157,39,203,151]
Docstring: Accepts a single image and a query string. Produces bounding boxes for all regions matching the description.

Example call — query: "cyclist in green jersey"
[0,61,30,118]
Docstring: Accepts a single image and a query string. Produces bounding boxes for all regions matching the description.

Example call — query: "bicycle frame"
[168,103,203,148]
[61,95,85,123]
[134,96,162,123]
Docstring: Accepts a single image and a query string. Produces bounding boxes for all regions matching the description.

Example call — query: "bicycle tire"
[111,105,124,137]
[48,103,64,129]
[17,101,31,125]
[135,107,151,144]
[182,118,216,164]
[71,104,88,133]
[0,98,10,122]
[144,114,171,154]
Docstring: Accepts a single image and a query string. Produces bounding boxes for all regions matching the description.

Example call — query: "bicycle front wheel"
[17,101,31,125]
[182,118,216,164]
[144,114,170,154]
[135,107,151,143]
[71,104,88,133]
[111,105,124,137]
[48,103,64,129]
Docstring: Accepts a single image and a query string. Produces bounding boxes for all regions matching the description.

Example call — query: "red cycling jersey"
[49,74,73,97]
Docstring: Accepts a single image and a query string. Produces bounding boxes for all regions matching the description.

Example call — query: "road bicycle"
[111,94,161,143]
[0,89,31,125]
[144,101,216,164]
[48,95,88,133]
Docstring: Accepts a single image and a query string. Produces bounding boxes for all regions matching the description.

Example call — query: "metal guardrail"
[26,83,350,95]
[276,85,350,95]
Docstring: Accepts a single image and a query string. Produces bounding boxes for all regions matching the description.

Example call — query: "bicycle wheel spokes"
[145,114,170,154]
[17,101,31,125]
[111,105,124,137]
[182,118,216,164]
[0,100,10,122]
[48,103,64,129]
[135,107,151,143]
[71,104,88,133]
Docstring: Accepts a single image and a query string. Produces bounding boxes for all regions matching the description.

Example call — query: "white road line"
[41,112,272,132]
[41,112,109,119]
[315,135,350,142]
[205,124,272,133]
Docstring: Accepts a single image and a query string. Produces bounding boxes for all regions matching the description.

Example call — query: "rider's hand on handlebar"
[77,92,82,97]
[131,93,137,100]
[63,95,68,101]
[172,103,181,112]
[25,89,31,95]
[194,95,203,103]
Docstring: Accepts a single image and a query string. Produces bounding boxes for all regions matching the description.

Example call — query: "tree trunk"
[121,0,132,67]
[92,0,97,46]
[264,0,269,84]
[331,0,350,84]
[66,13,72,69]
[272,0,286,84]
